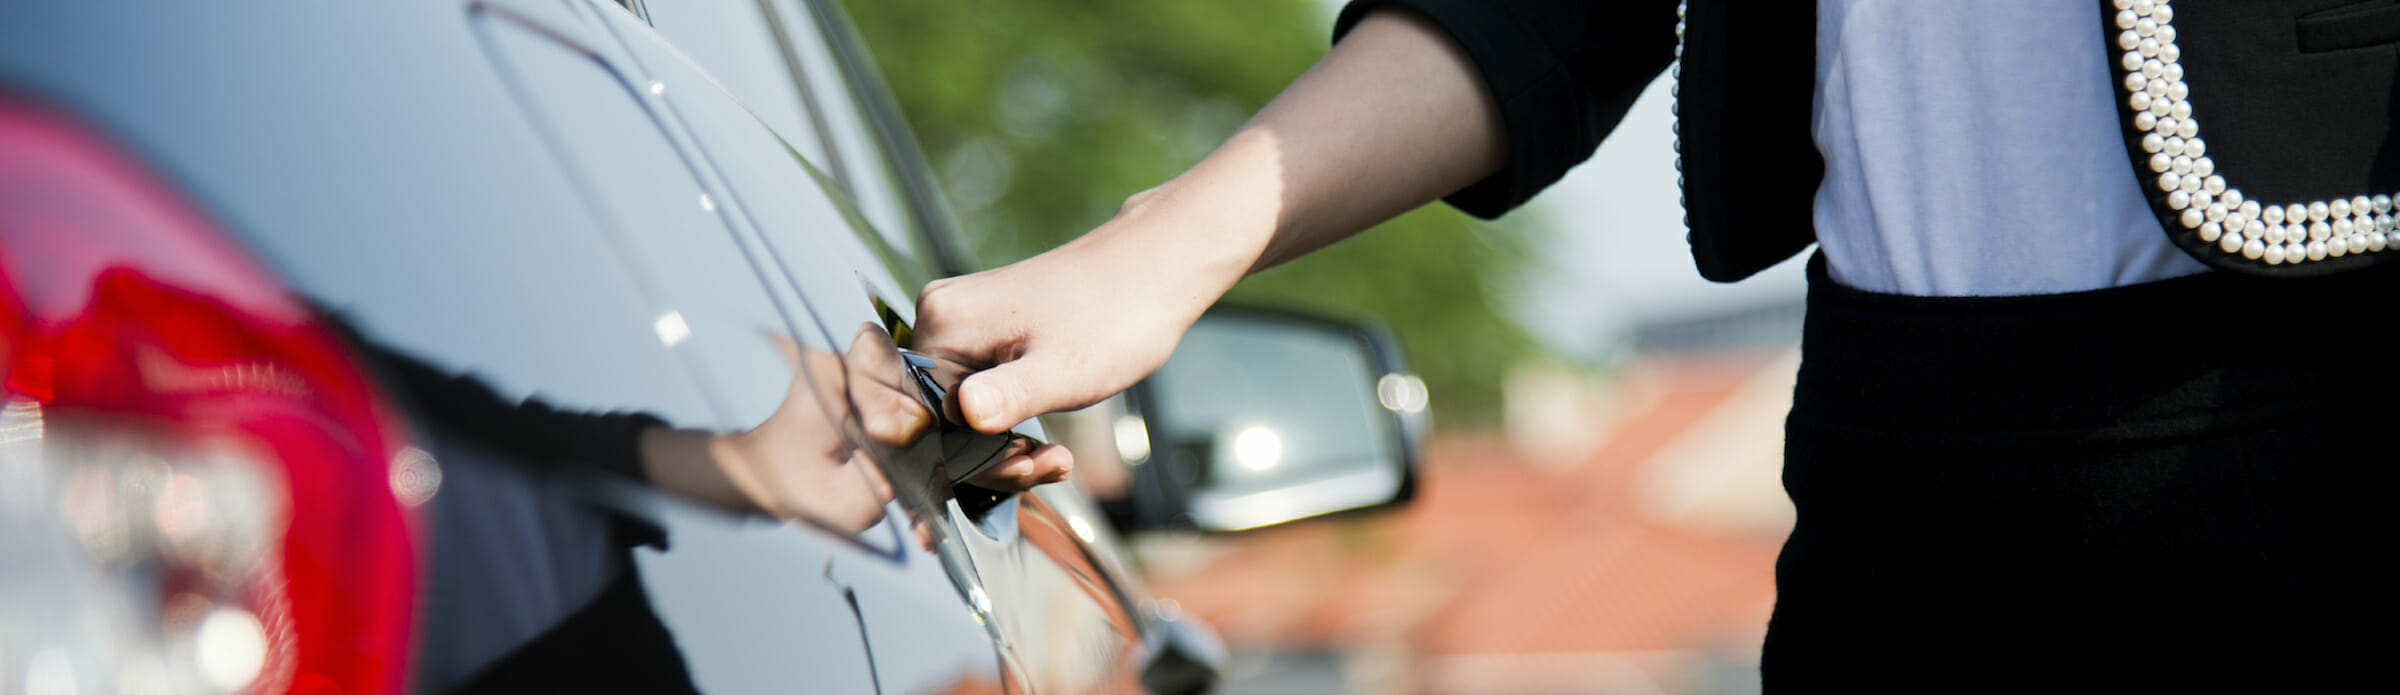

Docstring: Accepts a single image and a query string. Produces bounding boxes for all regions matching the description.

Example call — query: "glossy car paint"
[2,1,1189,693]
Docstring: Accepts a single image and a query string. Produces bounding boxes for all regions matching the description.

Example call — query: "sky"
[1499,75,1809,359]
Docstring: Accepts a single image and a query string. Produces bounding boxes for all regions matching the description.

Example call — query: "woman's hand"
[911,5,1503,436]
[912,191,1254,435]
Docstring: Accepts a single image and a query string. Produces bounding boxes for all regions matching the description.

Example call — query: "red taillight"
[0,100,418,693]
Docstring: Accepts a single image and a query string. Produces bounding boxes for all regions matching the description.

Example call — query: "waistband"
[1791,252,2400,446]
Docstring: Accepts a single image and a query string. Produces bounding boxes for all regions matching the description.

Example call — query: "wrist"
[1092,130,1287,294]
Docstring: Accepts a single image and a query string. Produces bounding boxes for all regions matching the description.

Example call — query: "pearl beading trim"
[2115,0,2394,265]
[1671,2,1686,225]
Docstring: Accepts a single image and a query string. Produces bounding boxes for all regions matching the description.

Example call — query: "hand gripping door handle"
[899,349,1038,483]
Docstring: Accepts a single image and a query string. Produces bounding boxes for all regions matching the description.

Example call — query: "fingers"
[843,325,934,446]
[909,274,1006,363]
[834,449,895,533]
[957,357,1102,435]
[964,442,1075,492]
[960,359,1065,433]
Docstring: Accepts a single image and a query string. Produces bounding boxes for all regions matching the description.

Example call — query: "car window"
[763,0,928,277]
[638,0,936,291]
[635,0,833,176]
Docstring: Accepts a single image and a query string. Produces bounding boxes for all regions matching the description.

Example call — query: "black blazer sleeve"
[1334,0,1680,218]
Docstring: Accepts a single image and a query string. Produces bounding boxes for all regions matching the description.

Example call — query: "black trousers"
[1762,255,2396,691]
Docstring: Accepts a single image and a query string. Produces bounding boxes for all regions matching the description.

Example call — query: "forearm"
[636,427,763,515]
[908,6,1508,432]
[1085,6,1505,288]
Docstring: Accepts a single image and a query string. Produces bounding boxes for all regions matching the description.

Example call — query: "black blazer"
[1339,0,2400,280]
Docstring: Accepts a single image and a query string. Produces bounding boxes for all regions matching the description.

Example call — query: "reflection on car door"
[471,3,898,692]
[588,3,1183,692]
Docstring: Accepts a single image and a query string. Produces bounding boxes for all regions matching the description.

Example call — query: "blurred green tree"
[840,0,1548,426]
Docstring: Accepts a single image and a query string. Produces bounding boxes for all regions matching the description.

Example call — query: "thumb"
[957,357,1076,434]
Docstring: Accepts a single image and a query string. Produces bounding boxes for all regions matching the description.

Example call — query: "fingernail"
[960,380,1001,431]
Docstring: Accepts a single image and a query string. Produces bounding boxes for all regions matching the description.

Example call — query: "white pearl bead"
[2132,0,2152,12]
[2163,61,2183,82]
[2141,37,2161,56]
[2155,116,2178,135]
[2183,137,2205,157]
[2243,239,2266,259]
[2288,204,2309,223]
[2193,191,2214,209]
[2169,190,2192,209]
[2135,111,2158,131]
[2225,211,2247,230]
[2117,9,2140,28]
[2376,195,2392,213]
[2202,175,2222,194]
[2337,218,2356,237]
[2207,203,2228,222]
[2332,198,2353,218]
[2310,201,2331,221]
[2237,198,2258,217]
[2172,156,2193,174]
[2181,207,2205,228]
[2122,31,2143,51]
[2263,205,2285,225]
[2381,213,2395,232]
[2131,91,2153,111]
[2308,240,2328,261]
[2332,235,2352,257]
[2312,220,2333,240]
[2155,5,2173,24]
[2373,232,2391,252]
[2193,157,2215,178]
[2222,233,2246,254]
[2142,133,2166,153]
[2159,26,2178,44]
[2175,116,2197,137]
[2160,171,2182,191]
[2150,153,2173,172]
[2264,243,2286,264]
[2125,73,2148,92]
[2198,221,2222,242]
[2246,220,2267,242]
[2142,59,2164,79]
[2161,43,2181,62]
[2266,223,2289,244]
[2171,99,2193,120]
[2353,196,2372,216]
[2123,50,2146,72]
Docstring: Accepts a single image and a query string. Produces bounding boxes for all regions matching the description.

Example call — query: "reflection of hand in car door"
[841,323,1075,492]
[639,331,899,534]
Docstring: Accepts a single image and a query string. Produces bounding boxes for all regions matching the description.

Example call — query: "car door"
[467,2,1026,693]
[606,1,1171,692]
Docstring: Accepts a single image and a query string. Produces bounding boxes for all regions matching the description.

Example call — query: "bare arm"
[913,6,1505,433]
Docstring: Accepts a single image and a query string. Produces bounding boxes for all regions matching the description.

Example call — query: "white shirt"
[1811,0,2210,295]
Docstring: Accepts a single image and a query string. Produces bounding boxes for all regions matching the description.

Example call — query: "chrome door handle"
[899,349,1035,483]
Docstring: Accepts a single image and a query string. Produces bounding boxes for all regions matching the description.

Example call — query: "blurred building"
[1139,301,1804,695]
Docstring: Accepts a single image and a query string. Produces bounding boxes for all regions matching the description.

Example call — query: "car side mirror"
[1111,306,1426,532]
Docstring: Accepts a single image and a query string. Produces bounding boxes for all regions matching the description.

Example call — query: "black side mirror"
[1112,306,1425,531]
